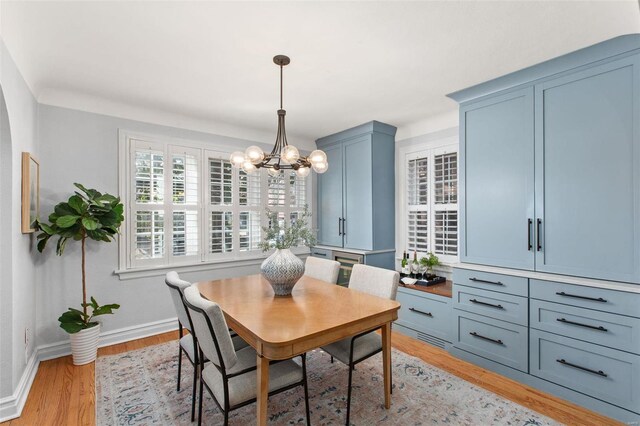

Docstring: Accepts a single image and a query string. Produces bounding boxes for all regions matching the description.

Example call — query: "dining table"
[195,273,401,426]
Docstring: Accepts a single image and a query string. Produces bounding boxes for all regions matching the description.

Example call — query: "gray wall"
[0,40,39,399]
[35,105,280,346]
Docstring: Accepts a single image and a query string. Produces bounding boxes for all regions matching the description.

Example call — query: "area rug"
[96,341,561,425]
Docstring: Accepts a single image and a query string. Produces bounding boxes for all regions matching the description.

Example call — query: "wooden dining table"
[195,274,401,426]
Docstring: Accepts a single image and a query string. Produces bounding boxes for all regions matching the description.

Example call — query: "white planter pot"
[69,323,101,365]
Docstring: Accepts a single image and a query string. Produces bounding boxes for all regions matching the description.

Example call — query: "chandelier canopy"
[230,55,328,177]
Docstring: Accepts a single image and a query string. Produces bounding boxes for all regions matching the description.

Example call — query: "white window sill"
[115,248,310,280]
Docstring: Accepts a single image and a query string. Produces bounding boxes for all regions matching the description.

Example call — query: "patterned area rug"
[96,341,561,425]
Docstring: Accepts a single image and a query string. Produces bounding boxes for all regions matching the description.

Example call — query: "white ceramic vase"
[260,248,305,296]
[69,323,101,365]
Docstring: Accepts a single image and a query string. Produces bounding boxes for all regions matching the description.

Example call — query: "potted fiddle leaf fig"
[35,183,124,365]
[259,205,316,296]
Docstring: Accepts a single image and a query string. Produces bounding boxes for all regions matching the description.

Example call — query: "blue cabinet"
[534,55,640,283]
[450,35,640,284]
[316,121,396,252]
[460,88,535,270]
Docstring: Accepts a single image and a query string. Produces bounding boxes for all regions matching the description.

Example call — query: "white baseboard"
[0,351,39,423]
[0,316,179,421]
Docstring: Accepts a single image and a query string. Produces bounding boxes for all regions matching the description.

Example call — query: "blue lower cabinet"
[453,310,528,372]
[453,268,528,297]
[454,285,527,326]
[396,288,451,346]
[530,299,640,355]
[531,329,640,414]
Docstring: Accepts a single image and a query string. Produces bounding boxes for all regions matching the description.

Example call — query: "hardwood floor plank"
[1,329,622,426]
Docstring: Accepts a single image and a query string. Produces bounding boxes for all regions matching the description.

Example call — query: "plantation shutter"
[131,140,166,266]
[407,156,429,253]
[433,151,458,257]
[170,148,200,259]
[207,155,234,255]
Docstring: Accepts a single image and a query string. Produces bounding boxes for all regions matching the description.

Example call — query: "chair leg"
[197,362,204,426]
[177,347,183,392]
[346,362,354,426]
[330,355,333,363]
[191,359,197,421]
[223,410,229,426]
[302,354,311,426]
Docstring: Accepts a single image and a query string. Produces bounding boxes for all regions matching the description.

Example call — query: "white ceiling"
[1,1,639,146]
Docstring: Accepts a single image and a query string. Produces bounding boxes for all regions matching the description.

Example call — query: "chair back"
[348,264,400,300]
[304,256,341,284]
[165,271,193,332]
[183,286,238,370]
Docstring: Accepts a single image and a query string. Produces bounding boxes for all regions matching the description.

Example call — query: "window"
[121,133,311,270]
[403,145,458,263]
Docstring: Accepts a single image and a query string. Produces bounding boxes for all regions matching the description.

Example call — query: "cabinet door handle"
[469,277,504,286]
[555,292,607,303]
[556,359,607,377]
[527,219,533,251]
[556,318,608,332]
[536,218,542,251]
[342,218,346,235]
[409,307,433,317]
[338,218,342,236]
[469,331,503,345]
[469,298,504,310]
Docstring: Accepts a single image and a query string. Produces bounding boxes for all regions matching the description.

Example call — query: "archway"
[0,84,14,397]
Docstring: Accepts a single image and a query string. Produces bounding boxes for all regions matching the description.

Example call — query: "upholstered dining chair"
[304,256,341,284]
[183,285,311,426]
[320,264,400,425]
[164,272,247,421]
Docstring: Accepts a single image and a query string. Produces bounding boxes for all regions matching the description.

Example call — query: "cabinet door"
[317,143,344,247]
[534,55,640,283]
[460,88,535,269]
[343,135,373,250]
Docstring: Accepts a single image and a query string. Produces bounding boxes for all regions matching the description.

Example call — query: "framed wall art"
[21,152,40,233]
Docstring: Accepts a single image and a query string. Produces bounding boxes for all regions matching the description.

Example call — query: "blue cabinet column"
[318,143,344,247]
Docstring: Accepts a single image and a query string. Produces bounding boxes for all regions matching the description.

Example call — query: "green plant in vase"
[35,183,124,365]
[420,252,440,279]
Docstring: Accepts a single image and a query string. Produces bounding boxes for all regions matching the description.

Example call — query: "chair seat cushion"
[202,346,303,407]
[321,332,382,365]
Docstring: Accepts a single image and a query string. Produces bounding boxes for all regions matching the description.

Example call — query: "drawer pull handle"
[556,359,608,377]
[555,292,607,303]
[409,307,433,317]
[469,278,504,286]
[313,252,327,257]
[469,331,503,345]
[556,318,608,332]
[469,299,504,310]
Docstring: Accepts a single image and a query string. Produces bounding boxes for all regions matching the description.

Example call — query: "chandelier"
[230,55,328,177]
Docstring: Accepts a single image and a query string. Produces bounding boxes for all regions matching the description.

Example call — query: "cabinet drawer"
[454,285,527,326]
[530,299,640,355]
[397,288,451,343]
[531,329,640,413]
[453,268,528,297]
[310,247,332,259]
[454,311,528,372]
[530,279,640,318]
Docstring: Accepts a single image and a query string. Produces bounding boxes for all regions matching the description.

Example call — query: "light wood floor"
[2,330,621,426]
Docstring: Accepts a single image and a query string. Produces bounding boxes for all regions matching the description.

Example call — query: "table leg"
[382,321,391,409]
[256,354,269,426]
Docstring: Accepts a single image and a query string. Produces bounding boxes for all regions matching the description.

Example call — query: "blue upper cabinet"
[460,88,535,269]
[316,121,396,252]
[449,34,640,284]
[534,55,640,283]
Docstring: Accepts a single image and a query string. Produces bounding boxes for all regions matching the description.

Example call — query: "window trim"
[117,129,312,277]
[396,135,459,266]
